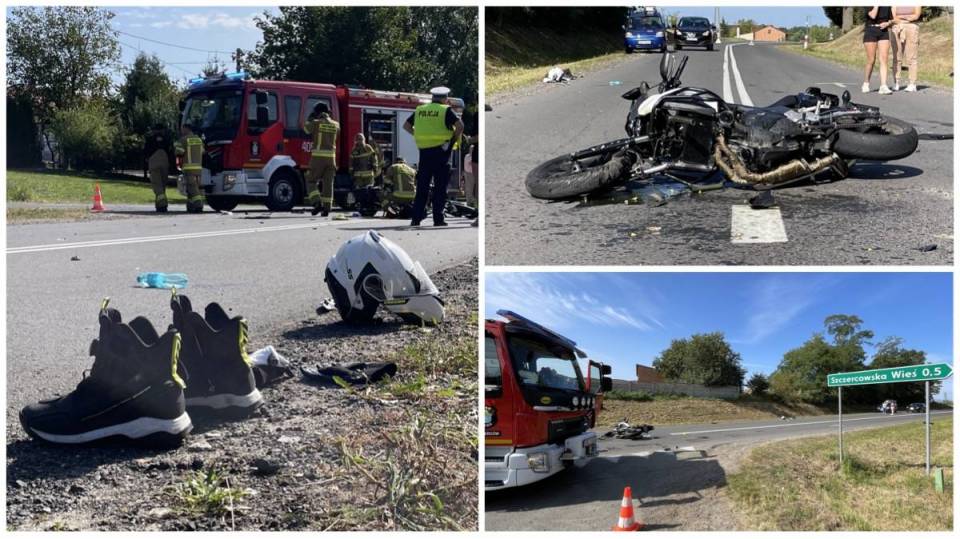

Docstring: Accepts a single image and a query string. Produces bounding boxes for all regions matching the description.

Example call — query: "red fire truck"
[485,310,612,490]
[178,71,464,212]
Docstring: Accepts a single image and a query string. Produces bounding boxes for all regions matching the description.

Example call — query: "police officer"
[403,86,464,227]
[174,123,205,213]
[382,157,417,218]
[303,102,339,216]
[143,123,175,213]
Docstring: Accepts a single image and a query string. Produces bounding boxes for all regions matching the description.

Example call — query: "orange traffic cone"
[612,486,643,531]
[91,183,106,212]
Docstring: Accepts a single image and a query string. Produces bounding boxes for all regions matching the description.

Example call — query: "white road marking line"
[730,205,788,243]
[7,219,379,254]
[722,44,734,103]
[668,411,952,436]
[727,43,754,106]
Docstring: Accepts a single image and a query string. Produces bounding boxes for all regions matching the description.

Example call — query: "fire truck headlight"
[484,406,496,427]
[527,452,549,473]
[222,173,237,191]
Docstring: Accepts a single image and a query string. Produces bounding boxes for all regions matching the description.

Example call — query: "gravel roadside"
[6,259,479,531]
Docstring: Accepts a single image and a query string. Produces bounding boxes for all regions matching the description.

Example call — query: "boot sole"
[24,412,192,447]
[186,389,263,418]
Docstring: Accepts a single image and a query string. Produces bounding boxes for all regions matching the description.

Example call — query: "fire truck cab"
[485,310,612,491]
[178,71,464,212]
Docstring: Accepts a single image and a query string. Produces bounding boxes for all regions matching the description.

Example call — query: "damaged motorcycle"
[526,53,919,200]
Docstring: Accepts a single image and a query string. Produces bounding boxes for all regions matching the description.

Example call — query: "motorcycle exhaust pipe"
[714,134,839,185]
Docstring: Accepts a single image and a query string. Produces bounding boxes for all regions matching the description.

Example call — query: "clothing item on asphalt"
[20,300,191,446]
[171,294,263,416]
[249,345,294,388]
[300,362,398,386]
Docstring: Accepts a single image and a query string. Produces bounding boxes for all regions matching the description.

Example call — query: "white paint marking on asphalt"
[727,43,754,106]
[668,411,952,436]
[730,205,788,244]
[6,219,380,254]
[722,44,734,104]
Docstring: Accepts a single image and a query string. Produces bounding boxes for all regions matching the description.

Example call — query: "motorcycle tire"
[833,116,918,161]
[525,150,635,200]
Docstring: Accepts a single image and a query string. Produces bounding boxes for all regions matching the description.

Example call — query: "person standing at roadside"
[862,6,894,95]
[403,86,464,227]
[174,123,205,213]
[303,102,339,216]
[143,123,174,213]
[891,6,922,92]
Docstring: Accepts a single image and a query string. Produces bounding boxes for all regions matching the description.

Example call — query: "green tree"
[50,99,120,172]
[120,53,180,133]
[653,332,745,387]
[248,7,477,103]
[868,337,940,404]
[746,373,770,396]
[7,92,42,167]
[7,6,120,166]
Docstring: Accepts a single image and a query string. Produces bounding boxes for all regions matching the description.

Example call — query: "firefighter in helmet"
[174,123,205,213]
[143,123,175,213]
[382,157,417,218]
[403,86,464,227]
[303,102,339,216]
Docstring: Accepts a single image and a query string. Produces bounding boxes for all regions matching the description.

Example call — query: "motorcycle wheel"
[834,116,918,161]
[525,150,635,200]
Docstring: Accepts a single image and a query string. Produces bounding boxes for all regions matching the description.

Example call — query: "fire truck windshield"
[507,335,584,392]
[181,90,243,140]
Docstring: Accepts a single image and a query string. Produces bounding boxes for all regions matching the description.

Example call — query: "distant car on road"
[623,7,667,54]
[878,399,898,414]
[907,402,926,413]
[674,16,715,51]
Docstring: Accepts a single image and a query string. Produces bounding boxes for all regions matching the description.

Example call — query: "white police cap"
[429,86,451,97]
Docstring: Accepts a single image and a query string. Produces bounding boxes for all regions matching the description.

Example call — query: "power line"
[116,40,202,76]
[116,29,233,55]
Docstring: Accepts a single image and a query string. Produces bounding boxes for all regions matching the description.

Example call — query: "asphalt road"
[5,208,477,429]
[486,43,954,265]
[485,409,953,531]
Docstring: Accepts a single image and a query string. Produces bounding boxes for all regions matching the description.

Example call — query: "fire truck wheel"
[266,170,301,212]
[206,197,239,212]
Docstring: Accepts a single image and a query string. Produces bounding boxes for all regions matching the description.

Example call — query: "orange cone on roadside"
[612,486,643,531]
[91,183,106,212]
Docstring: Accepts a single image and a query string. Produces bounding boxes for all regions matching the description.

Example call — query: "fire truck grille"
[547,416,586,445]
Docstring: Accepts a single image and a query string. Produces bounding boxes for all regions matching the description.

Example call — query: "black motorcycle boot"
[20,301,191,447]
[171,294,263,417]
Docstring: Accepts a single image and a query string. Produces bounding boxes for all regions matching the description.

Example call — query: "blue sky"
[659,7,831,27]
[109,6,279,85]
[485,272,953,400]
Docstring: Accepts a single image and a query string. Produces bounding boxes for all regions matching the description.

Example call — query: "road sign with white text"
[827,363,953,387]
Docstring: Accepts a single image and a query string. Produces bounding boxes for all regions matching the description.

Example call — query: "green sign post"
[828,363,953,476]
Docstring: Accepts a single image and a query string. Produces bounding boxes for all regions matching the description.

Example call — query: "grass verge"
[7,169,186,205]
[598,394,874,427]
[785,15,953,88]
[6,207,104,223]
[486,25,624,96]
[728,417,953,531]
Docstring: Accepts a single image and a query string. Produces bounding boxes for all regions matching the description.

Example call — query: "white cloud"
[485,273,662,334]
[177,12,258,31]
[735,274,839,345]
[150,21,173,29]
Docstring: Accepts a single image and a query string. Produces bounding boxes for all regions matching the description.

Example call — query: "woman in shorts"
[863,6,893,94]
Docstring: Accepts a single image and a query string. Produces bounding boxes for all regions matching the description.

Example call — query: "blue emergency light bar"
[496,309,586,358]
[188,71,248,87]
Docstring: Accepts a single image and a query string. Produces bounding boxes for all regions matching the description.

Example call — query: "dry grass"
[728,417,952,530]
[7,207,99,223]
[486,25,625,96]
[598,395,841,427]
[786,15,953,87]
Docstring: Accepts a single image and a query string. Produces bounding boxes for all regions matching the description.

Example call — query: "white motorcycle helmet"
[324,231,444,325]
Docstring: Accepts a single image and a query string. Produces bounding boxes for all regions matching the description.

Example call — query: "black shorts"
[863,24,889,42]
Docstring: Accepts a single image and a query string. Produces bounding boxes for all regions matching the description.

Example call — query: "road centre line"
[668,411,952,436]
[722,44,734,103]
[727,43,754,106]
[7,219,379,254]
[730,205,788,243]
